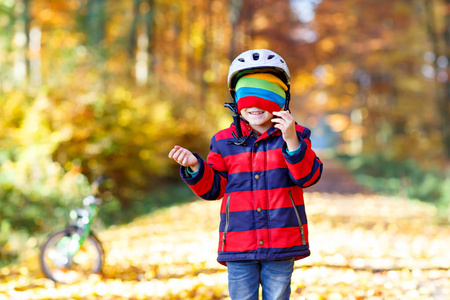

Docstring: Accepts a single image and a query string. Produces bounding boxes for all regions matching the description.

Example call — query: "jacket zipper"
[288,190,306,245]
[222,195,231,252]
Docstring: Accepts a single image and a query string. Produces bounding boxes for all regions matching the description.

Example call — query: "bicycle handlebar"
[91,175,108,196]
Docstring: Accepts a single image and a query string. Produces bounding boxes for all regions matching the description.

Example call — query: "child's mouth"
[248,111,264,115]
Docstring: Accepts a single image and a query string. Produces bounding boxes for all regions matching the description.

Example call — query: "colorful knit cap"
[235,73,288,114]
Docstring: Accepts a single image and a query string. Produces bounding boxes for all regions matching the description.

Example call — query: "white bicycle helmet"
[227,49,291,93]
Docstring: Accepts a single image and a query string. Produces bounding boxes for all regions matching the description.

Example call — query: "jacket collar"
[231,119,281,142]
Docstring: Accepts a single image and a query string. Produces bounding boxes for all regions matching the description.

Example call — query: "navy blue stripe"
[307,162,323,187]
[297,158,321,186]
[219,211,255,232]
[218,141,254,157]
[219,206,307,232]
[300,127,311,140]
[226,169,295,192]
[215,137,289,157]
[199,172,226,200]
[269,206,308,227]
[218,245,310,260]
[181,153,205,185]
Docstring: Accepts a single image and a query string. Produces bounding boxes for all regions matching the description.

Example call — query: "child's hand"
[272,111,300,152]
[168,145,199,172]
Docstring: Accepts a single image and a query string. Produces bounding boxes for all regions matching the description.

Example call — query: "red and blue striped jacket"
[180,120,323,265]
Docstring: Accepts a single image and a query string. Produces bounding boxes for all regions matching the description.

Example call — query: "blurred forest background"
[0,0,449,265]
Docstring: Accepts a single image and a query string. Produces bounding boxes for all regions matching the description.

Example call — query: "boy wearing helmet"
[169,49,323,299]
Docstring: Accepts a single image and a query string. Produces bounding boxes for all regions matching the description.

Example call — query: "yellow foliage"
[320,39,335,53]
[1,192,449,299]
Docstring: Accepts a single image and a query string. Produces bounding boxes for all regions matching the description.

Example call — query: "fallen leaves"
[1,192,449,299]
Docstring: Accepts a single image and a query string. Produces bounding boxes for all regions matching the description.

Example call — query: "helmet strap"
[224,93,249,146]
[284,90,291,112]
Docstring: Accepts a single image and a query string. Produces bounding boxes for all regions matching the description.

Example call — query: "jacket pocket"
[288,190,306,245]
[222,195,231,252]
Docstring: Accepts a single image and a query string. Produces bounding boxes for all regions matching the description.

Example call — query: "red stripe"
[303,224,309,244]
[263,149,286,171]
[237,96,283,114]
[221,191,255,213]
[295,124,307,134]
[304,162,321,187]
[207,151,227,172]
[218,230,257,252]
[287,149,317,180]
[267,228,300,248]
[214,129,234,141]
[304,138,312,148]
[219,227,308,252]
[222,152,251,174]
[257,225,308,248]
[223,149,286,174]
[190,164,217,196]
[283,187,305,206]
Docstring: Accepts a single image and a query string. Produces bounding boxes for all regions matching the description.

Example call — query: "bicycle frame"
[56,195,100,260]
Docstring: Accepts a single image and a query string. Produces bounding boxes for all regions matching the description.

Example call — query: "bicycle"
[39,176,107,284]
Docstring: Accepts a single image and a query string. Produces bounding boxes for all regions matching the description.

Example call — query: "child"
[168,49,323,300]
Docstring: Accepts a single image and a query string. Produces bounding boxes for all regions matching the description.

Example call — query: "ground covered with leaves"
[1,192,449,299]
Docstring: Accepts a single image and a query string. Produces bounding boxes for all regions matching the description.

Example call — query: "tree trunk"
[23,0,30,83]
[200,0,212,104]
[423,0,450,160]
[441,0,450,159]
[12,0,28,86]
[145,0,155,74]
[129,0,140,60]
[229,0,243,60]
[87,0,106,48]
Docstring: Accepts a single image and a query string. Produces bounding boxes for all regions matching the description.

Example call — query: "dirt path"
[1,164,449,299]
[308,157,370,194]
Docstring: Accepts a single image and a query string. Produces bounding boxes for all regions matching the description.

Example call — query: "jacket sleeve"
[180,136,228,200]
[282,126,323,188]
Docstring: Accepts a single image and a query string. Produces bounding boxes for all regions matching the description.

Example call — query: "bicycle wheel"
[39,226,104,284]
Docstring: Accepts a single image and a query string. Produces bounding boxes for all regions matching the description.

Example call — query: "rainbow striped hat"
[235,73,288,114]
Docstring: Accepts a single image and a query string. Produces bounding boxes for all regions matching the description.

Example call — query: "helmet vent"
[268,55,275,60]
[252,53,260,60]
[238,58,245,62]
[280,59,285,63]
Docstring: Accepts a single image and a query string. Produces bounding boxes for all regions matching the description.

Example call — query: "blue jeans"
[227,259,294,300]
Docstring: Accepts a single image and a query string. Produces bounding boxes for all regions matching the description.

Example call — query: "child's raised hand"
[168,145,199,171]
[272,111,300,152]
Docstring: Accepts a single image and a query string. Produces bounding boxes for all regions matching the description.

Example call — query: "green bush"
[0,80,220,264]
[0,153,91,263]
[341,154,449,207]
